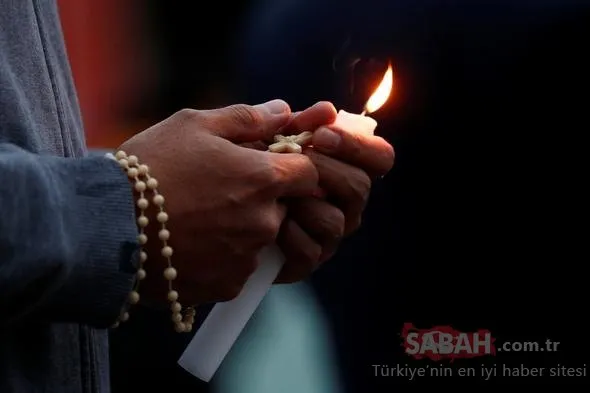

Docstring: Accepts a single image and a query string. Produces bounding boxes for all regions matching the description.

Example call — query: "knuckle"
[325,208,346,241]
[308,202,345,242]
[244,153,278,188]
[345,215,362,236]
[254,156,278,188]
[258,213,282,243]
[227,104,264,131]
[381,139,396,172]
[304,156,320,184]
[350,170,372,207]
[267,158,286,184]
[176,108,201,123]
[301,243,322,266]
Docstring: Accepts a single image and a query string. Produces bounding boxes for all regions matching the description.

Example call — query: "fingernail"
[256,99,289,115]
[314,127,341,151]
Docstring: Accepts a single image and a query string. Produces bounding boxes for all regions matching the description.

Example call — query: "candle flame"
[363,63,393,115]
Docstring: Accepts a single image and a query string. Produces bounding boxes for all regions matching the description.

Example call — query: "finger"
[182,255,259,303]
[199,99,291,143]
[312,125,395,177]
[275,219,322,284]
[279,101,337,136]
[305,150,371,235]
[273,201,288,231]
[269,153,319,197]
[239,140,268,151]
[289,198,344,250]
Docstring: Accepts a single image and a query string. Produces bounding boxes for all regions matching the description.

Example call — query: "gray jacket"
[0,1,139,392]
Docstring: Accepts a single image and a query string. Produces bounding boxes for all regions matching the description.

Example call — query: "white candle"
[178,110,378,382]
[331,110,378,136]
[178,244,284,381]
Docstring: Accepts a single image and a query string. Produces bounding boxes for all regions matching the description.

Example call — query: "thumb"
[205,100,291,143]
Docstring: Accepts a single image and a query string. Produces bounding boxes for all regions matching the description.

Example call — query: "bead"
[171,302,182,313]
[139,251,147,263]
[129,291,140,304]
[136,197,149,210]
[137,216,149,227]
[174,322,186,333]
[115,151,127,160]
[127,167,138,178]
[184,323,193,332]
[118,158,128,168]
[167,290,179,301]
[158,229,170,241]
[135,181,146,193]
[172,312,182,322]
[156,212,169,223]
[146,178,158,189]
[137,268,146,280]
[152,194,165,206]
[137,233,148,245]
[163,267,177,280]
[127,155,138,166]
[161,246,173,258]
[120,312,130,321]
[138,164,149,176]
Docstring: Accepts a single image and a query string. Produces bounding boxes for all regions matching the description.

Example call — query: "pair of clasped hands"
[120,100,394,305]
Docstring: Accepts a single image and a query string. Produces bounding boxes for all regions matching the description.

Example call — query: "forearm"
[0,144,139,328]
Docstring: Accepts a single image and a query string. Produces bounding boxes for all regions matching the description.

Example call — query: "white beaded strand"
[109,150,195,332]
[109,151,149,327]
[142,171,195,332]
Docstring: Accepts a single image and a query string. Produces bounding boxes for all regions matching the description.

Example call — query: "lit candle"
[178,64,394,382]
[332,109,378,135]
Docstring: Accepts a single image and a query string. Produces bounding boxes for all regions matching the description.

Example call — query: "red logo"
[401,323,497,361]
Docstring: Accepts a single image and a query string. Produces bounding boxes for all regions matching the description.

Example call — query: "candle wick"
[360,109,367,116]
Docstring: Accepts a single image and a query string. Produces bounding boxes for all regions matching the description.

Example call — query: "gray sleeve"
[0,144,139,328]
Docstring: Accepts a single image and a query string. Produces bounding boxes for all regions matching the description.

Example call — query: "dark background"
[103,0,589,391]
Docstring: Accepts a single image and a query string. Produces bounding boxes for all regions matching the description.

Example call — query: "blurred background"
[58,0,589,391]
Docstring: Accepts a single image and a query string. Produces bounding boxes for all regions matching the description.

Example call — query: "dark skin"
[243,101,395,283]
[120,100,393,305]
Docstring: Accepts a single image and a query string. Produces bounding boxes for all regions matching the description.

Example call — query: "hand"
[272,102,344,282]
[307,118,395,233]
[275,105,395,283]
[118,100,318,304]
